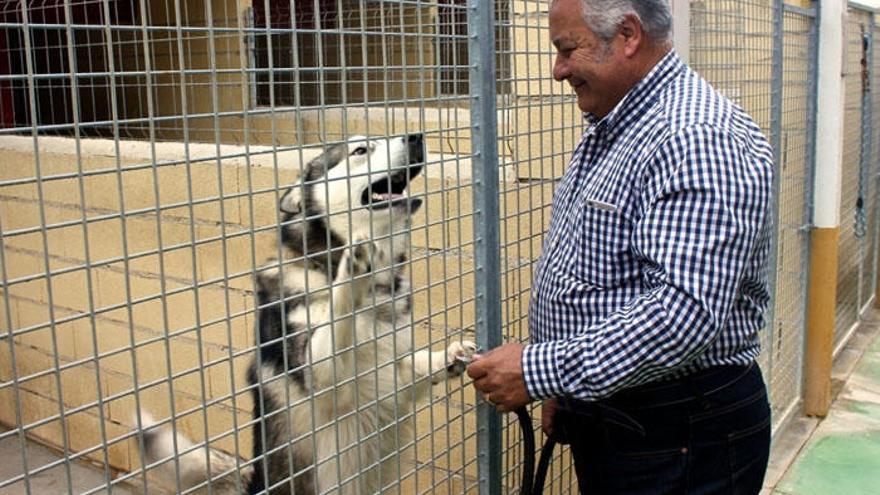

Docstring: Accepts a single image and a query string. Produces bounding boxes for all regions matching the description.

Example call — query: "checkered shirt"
[523,51,774,401]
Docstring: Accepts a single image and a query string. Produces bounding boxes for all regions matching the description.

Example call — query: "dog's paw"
[445,340,478,377]
[336,241,376,282]
[351,242,374,276]
[255,260,283,298]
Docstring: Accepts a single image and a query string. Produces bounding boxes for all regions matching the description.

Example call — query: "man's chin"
[576,96,594,115]
[577,95,610,118]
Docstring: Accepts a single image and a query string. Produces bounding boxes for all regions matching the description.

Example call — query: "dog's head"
[278,134,425,259]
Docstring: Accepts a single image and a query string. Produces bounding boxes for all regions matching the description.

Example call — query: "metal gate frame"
[468,0,503,493]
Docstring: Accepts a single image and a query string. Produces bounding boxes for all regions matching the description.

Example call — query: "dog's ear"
[279,186,303,215]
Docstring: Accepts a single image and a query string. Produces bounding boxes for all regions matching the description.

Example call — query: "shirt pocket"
[570,197,634,287]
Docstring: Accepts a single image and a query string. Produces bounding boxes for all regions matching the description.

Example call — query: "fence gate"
[769,1,817,432]
[836,5,879,356]
[688,0,817,433]
[490,1,582,493]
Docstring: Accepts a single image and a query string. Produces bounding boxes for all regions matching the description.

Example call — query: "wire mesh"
[686,0,825,434]
[768,3,815,430]
[873,22,880,302]
[835,6,872,352]
[863,16,878,326]
[494,2,581,493]
[0,0,861,494]
[0,0,490,493]
[689,0,778,413]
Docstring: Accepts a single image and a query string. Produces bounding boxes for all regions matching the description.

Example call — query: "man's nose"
[552,55,568,82]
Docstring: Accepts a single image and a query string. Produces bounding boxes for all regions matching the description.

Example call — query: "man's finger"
[541,399,557,436]
[466,359,488,379]
[471,375,488,393]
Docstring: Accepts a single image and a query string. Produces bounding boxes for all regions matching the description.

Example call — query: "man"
[467,0,774,493]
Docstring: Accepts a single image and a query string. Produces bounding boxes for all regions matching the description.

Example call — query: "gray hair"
[577,0,673,44]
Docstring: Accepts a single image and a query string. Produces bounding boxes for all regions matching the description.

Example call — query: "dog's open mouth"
[361,164,424,210]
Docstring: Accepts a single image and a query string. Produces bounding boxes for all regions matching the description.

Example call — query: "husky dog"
[136,134,477,494]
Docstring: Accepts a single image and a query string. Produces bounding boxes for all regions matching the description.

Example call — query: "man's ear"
[280,186,303,215]
[618,13,643,57]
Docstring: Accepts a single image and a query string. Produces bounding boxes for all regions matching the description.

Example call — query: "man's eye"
[351,146,368,156]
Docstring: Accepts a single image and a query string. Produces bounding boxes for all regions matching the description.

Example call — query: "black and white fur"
[135,134,477,494]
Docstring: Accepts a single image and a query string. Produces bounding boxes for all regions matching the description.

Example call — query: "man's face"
[550,0,629,117]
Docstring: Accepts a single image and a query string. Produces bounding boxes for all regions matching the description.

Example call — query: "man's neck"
[632,45,673,85]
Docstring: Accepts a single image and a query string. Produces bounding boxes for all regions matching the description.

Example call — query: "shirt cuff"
[522,341,567,400]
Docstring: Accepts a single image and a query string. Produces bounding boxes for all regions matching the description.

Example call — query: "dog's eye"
[351,146,368,156]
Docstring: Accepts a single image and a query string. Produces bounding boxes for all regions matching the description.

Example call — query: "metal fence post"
[468,0,503,493]
[766,0,785,394]
[671,0,690,64]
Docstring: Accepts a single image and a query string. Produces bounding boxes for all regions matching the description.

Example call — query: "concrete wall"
[105,0,586,179]
[116,0,442,146]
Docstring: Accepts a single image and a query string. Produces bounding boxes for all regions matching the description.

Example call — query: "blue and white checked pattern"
[523,51,774,401]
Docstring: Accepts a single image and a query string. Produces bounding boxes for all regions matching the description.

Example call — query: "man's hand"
[466,343,531,413]
[541,398,559,437]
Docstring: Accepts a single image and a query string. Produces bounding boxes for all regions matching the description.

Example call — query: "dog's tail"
[133,410,251,494]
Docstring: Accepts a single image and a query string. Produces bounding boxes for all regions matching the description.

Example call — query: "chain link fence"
[0,1,878,494]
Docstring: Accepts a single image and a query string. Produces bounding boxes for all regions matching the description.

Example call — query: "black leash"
[449,353,558,495]
[514,406,558,495]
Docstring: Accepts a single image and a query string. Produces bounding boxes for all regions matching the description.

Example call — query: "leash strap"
[515,406,559,495]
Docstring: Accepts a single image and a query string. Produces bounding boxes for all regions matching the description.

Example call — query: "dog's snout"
[406,133,425,164]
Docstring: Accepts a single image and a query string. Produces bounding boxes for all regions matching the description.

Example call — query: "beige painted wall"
[119,0,443,146]
[106,0,585,178]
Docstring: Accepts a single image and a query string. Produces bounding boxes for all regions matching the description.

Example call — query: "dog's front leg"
[330,242,375,345]
[410,340,478,384]
[309,242,375,389]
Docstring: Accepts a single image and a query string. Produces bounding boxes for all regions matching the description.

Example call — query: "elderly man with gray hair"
[467,0,774,492]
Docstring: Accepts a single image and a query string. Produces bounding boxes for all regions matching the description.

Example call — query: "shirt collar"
[583,49,684,139]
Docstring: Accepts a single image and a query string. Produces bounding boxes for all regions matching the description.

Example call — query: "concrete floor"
[0,432,134,495]
[2,313,880,494]
[763,309,880,495]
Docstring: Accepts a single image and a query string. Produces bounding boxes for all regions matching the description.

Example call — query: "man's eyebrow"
[551,33,575,50]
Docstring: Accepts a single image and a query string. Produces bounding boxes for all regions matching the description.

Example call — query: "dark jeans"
[556,363,771,495]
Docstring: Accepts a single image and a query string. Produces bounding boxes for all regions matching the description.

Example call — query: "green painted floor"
[773,332,880,495]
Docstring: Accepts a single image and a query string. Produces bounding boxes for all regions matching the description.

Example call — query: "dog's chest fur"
[256,276,410,393]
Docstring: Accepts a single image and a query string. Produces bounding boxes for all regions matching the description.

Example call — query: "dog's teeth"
[370,192,407,203]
